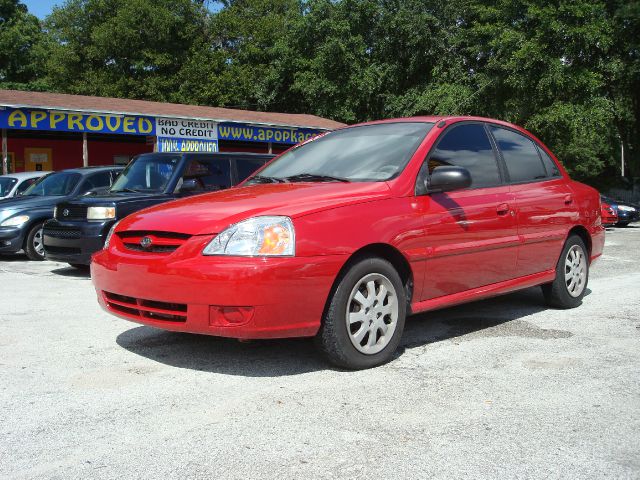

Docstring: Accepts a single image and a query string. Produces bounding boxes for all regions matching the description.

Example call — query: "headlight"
[1,215,30,227]
[617,205,635,212]
[203,216,295,256]
[103,221,120,249]
[87,206,116,220]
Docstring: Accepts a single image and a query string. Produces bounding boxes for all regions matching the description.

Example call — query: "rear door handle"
[496,203,510,215]
[564,195,573,205]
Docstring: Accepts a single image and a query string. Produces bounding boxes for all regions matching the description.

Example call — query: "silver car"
[0,171,51,199]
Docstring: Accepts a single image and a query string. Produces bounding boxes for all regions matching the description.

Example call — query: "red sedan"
[92,117,605,369]
[600,201,618,227]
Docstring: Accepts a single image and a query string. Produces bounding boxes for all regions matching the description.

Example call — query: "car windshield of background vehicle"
[0,177,18,197]
[110,154,181,193]
[252,122,434,182]
[22,172,81,196]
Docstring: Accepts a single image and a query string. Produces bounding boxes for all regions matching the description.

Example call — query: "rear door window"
[183,156,232,191]
[489,126,548,183]
[79,171,113,193]
[537,146,561,178]
[427,123,502,189]
[235,157,268,182]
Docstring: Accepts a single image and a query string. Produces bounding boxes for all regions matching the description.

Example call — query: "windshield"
[253,122,434,182]
[0,177,18,197]
[23,172,81,196]
[111,154,181,193]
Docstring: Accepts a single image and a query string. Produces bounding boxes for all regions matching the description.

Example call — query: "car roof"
[345,115,536,134]
[52,165,125,175]
[0,171,52,180]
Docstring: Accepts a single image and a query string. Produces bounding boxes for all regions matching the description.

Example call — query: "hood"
[0,195,61,223]
[64,191,170,206]
[0,195,61,211]
[119,182,392,235]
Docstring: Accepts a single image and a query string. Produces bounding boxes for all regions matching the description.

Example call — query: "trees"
[1,0,638,179]
[0,0,48,89]
[43,0,209,100]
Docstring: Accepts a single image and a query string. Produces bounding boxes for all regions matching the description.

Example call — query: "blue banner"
[218,122,322,145]
[157,137,219,153]
[0,107,155,136]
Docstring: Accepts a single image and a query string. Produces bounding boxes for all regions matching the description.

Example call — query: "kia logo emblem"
[62,209,70,217]
[140,236,153,248]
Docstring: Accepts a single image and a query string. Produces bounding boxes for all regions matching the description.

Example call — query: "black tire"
[542,235,589,309]
[24,222,46,261]
[315,256,407,369]
[617,222,629,227]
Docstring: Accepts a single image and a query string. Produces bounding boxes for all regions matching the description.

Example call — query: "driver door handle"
[496,203,510,216]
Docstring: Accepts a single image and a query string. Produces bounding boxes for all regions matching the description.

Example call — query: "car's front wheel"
[315,257,406,369]
[24,222,46,261]
[542,235,589,309]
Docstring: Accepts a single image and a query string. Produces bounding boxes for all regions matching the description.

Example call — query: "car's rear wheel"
[315,257,406,369]
[25,222,46,261]
[542,235,589,309]
[617,222,629,227]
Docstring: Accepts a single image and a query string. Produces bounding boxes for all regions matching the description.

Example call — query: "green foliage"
[2,0,639,179]
[0,0,48,88]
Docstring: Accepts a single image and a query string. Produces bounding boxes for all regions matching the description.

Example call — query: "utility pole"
[621,141,625,177]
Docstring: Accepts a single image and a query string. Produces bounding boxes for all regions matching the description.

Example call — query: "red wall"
[6,136,290,173]
[6,137,152,172]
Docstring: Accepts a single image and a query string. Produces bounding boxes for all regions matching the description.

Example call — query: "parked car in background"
[92,116,604,369]
[600,201,618,227]
[0,166,123,260]
[0,171,50,199]
[600,195,639,227]
[44,152,274,268]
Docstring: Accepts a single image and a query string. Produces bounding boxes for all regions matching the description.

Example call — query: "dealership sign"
[0,107,155,135]
[155,118,218,140]
[157,137,218,153]
[217,122,322,144]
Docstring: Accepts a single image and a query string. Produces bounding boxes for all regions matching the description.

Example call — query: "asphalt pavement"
[1,226,639,479]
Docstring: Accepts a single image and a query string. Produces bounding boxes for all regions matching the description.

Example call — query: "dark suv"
[43,152,274,267]
[0,166,123,261]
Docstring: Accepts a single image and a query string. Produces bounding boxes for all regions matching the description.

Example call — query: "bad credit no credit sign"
[155,118,218,140]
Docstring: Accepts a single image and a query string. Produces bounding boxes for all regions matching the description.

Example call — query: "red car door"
[415,122,519,300]
[488,125,574,277]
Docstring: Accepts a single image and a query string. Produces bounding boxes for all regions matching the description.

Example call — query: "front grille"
[56,204,87,221]
[103,291,187,322]
[44,225,82,239]
[117,231,191,255]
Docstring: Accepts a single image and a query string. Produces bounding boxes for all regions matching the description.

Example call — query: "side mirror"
[427,166,472,193]
[180,178,199,193]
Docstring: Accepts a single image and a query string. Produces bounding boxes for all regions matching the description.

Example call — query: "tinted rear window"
[490,126,547,183]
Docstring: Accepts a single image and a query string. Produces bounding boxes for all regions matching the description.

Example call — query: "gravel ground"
[1,227,639,479]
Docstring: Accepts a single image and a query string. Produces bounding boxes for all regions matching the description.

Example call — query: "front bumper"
[616,210,640,224]
[43,219,112,264]
[0,226,26,253]
[91,238,347,339]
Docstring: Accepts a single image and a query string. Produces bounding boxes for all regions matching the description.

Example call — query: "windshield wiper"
[284,173,350,183]
[110,187,141,193]
[248,175,286,184]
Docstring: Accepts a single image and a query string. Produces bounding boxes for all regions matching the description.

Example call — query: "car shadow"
[50,265,91,278]
[116,286,580,377]
[0,253,28,262]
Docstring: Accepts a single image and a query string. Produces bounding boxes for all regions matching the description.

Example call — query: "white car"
[0,171,51,199]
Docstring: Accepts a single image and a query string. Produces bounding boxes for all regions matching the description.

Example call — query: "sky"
[22,0,221,19]
[22,0,60,19]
